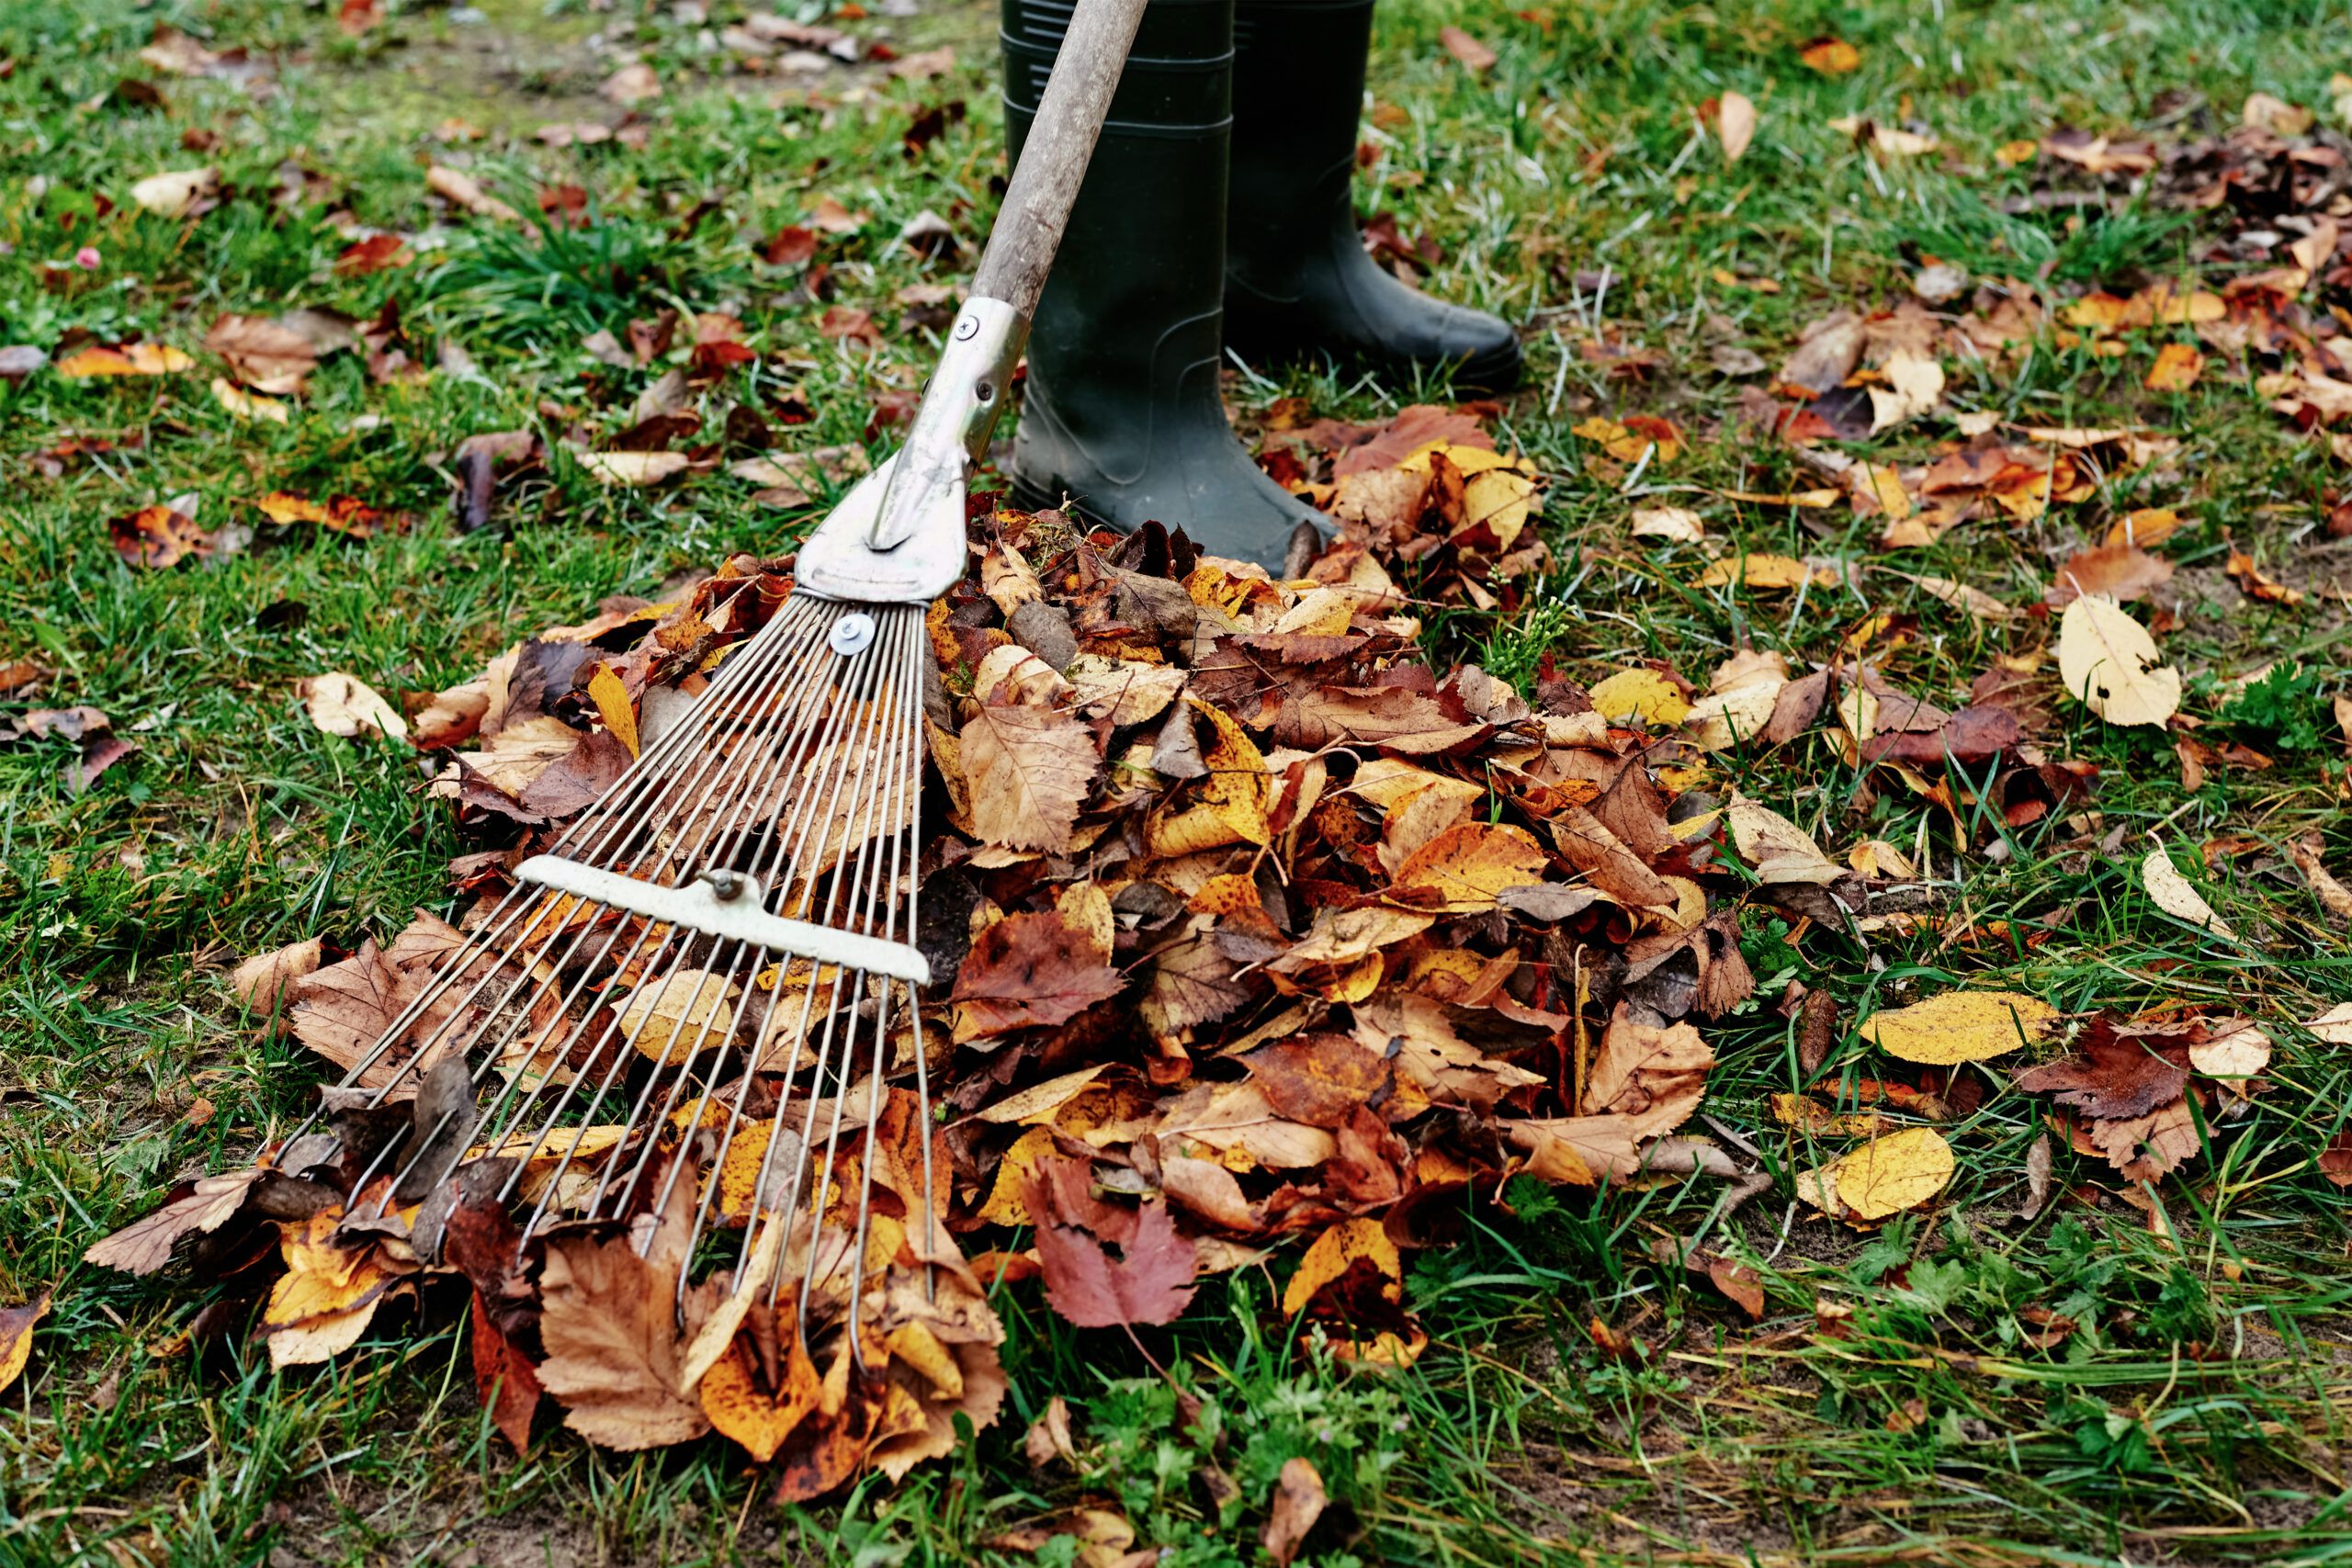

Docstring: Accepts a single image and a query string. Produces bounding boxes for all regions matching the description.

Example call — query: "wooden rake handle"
[968,0,1151,318]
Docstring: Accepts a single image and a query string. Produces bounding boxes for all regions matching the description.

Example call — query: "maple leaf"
[1030,1180,1199,1330]
[535,1233,712,1450]
[958,702,1098,852]
[2014,1022,2190,1120]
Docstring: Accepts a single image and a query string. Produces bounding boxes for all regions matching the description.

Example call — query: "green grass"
[3,0,2351,1562]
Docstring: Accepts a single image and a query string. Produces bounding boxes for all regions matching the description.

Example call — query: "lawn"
[2,0,2350,1563]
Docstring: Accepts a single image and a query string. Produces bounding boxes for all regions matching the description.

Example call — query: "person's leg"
[1002,0,1324,570]
[1225,0,1520,391]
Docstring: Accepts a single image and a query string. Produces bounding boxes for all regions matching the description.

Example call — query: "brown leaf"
[952,911,1125,1039]
[296,672,409,741]
[960,703,1098,853]
[2014,1021,2188,1120]
[1262,1457,1329,1567]
[1437,26,1497,71]
[1701,1252,1764,1319]
[2049,540,2173,605]
[204,313,319,394]
[84,1168,263,1275]
[1023,1394,1078,1467]
[230,937,324,1026]
[109,505,210,569]
[536,1233,712,1450]
[1584,1005,1713,1132]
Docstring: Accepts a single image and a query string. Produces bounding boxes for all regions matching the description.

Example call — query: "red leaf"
[1027,1163,1197,1329]
[469,1288,542,1454]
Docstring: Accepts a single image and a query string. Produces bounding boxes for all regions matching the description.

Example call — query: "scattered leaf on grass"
[130,166,218,218]
[110,505,210,569]
[1799,36,1861,73]
[211,377,288,424]
[296,673,409,741]
[1860,990,2057,1064]
[59,344,191,378]
[2143,845,2233,939]
[1630,505,1705,542]
[1437,26,1496,72]
[580,450,691,486]
[0,1291,51,1396]
[1262,1458,1328,1568]
[1715,91,1757,163]
[2057,595,2179,727]
[1800,1128,1954,1223]
[2145,343,2204,391]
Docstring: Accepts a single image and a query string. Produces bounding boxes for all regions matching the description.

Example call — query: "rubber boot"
[1002,0,1324,570]
[1226,0,1521,392]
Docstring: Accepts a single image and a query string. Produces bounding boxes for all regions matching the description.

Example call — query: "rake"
[266,0,1152,1358]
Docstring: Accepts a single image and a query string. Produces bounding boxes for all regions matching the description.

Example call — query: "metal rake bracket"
[514,856,932,986]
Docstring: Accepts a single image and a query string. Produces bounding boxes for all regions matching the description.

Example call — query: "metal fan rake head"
[270,597,942,1354]
[265,0,1162,1380]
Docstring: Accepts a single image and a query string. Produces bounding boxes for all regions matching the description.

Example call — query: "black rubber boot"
[1226,0,1521,392]
[1002,0,1324,571]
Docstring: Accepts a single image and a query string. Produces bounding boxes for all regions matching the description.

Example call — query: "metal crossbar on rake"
[270,599,936,1350]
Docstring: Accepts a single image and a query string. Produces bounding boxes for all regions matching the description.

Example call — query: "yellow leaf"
[1860,990,2057,1064]
[1192,698,1271,846]
[975,1125,1057,1226]
[1799,37,1861,73]
[1282,1218,1400,1314]
[1390,821,1548,913]
[2103,508,2184,548]
[0,1291,51,1396]
[1698,553,1809,590]
[211,376,288,424]
[1995,139,2039,166]
[1587,668,1692,726]
[972,1065,1114,1125]
[619,970,739,1064]
[257,491,333,525]
[699,1333,820,1463]
[2144,342,2204,392]
[1801,1128,1954,1222]
[57,344,192,378]
[1459,466,1539,548]
[2057,596,2179,728]
[587,663,639,757]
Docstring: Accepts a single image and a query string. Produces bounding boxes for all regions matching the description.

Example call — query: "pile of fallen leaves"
[83,435,1823,1488]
